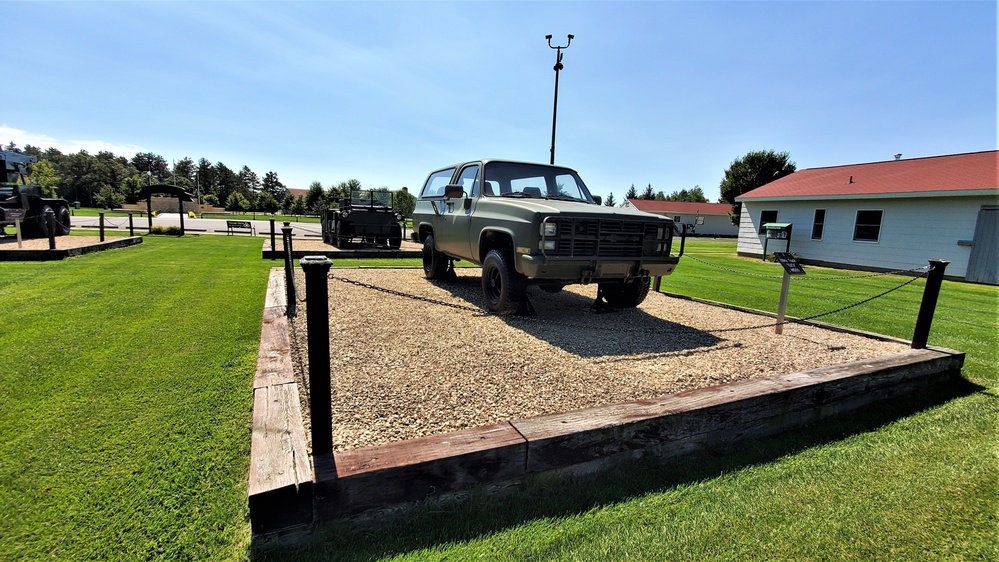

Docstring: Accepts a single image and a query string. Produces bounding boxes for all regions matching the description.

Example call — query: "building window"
[758,210,778,234]
[812,209,825,240]
[673,215,682,222]
[853,210,883,242]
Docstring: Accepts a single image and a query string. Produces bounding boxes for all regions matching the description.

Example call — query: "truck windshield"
[482,162,594,203]
[351,190,392,207]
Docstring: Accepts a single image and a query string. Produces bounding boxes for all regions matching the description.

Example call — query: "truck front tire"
[482,249,527,314]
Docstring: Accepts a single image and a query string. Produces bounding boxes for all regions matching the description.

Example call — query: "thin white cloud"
[0,125,144,158]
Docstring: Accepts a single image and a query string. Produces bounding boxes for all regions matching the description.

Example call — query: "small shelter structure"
[137,184,196,235]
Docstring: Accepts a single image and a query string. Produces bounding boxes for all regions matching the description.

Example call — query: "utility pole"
[546,34,574,165]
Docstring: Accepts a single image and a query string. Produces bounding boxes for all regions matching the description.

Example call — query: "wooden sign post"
[773,252,805,334]
[8,209,25,248]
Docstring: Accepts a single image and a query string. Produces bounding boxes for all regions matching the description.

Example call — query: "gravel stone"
[289,268,908,452]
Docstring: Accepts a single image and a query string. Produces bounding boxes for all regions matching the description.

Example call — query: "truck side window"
[456,165,480,197]
[420,168,456,197]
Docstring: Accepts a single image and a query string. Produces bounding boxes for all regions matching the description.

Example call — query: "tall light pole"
[546,33,573,165]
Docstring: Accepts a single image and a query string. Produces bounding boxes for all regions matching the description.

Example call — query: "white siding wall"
[737,195,994,278]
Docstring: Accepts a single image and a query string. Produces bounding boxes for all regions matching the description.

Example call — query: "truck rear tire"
[55,205,71,236]
[423,235,448,280]
[333,221,344,247]
[600,279,651,308]
[482,249,527,314]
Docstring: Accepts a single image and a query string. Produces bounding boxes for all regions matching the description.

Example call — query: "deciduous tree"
[225,192,249,213]
[395,187,416,217]
[130,152,169,180]
[305,181,325,213]
[719,150,796,225]
[27,160,60,198]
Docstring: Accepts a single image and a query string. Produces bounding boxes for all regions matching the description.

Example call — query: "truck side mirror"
[592,195,602,205]
[444,183,464,199]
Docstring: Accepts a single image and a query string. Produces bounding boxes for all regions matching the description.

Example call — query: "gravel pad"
[289,268,907,451]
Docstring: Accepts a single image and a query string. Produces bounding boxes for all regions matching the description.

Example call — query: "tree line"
[4,142,416,217]
[7,140,793,225]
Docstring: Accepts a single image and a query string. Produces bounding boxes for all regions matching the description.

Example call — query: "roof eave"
[737,188,999,202]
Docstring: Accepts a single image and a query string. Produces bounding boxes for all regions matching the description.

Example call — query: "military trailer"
[0,150,71,238]
[413,159,685,314]
[322,189,403,248]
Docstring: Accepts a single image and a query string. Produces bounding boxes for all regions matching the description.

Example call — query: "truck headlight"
[341,210,349,219]
[541,240,557,251]
[541,222,557,236]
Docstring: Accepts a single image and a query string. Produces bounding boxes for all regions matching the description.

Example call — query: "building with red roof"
[735,150,998,283]
[627,200,737,237]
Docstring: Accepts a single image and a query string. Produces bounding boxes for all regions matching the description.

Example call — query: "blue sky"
[5,1,995,203]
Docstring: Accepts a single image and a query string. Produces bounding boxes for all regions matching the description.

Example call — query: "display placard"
[773,252,805,275]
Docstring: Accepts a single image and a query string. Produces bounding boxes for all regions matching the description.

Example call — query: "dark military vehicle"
[1,150,71,238]
[322,189,404,248]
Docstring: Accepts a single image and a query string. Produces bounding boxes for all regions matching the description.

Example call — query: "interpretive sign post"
[773,252,805,334]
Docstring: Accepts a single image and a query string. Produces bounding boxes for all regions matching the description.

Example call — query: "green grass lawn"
[0,236,271,560]
[0,237,995,561]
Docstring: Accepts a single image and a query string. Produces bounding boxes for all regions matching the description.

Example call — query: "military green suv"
[413,160,684,314]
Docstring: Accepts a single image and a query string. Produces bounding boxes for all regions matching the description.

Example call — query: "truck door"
[437,164,480,258]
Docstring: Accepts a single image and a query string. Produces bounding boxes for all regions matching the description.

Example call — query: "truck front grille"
[543,218,673,258]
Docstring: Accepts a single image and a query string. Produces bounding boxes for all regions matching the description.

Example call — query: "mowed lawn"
[0,236,272,560]
[1,237,996,561]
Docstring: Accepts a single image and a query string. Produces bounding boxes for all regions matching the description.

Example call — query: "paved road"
[70,213,324,238]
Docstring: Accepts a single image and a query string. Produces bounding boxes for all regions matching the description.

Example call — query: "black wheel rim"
[485,266,502,303]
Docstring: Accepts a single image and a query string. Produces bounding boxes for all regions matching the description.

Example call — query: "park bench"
[226,220,255,236]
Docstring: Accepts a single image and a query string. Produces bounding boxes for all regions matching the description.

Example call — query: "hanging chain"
[683,254,929,281]
[327,272,484,313]
[322,267,926,336]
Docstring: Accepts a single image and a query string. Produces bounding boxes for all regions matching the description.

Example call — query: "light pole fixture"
[546,33,573,165]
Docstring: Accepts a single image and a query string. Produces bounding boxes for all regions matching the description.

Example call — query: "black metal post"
[178,197,185,236]
[99,212,105,242]
[911,259,949,349]
[546,34,573,165]
[301,255,334,456]
[128,213,134,237]
[270,218,276,256]
[281,222,296,316]
[45,209,56,250]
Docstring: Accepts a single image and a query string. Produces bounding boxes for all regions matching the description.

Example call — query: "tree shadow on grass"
[250,376,983,562]
[423,272,724,358]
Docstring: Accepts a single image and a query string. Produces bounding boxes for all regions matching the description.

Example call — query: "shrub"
[148,226,183,236]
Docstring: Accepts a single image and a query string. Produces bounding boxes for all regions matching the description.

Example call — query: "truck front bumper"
[516,254,679,283]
